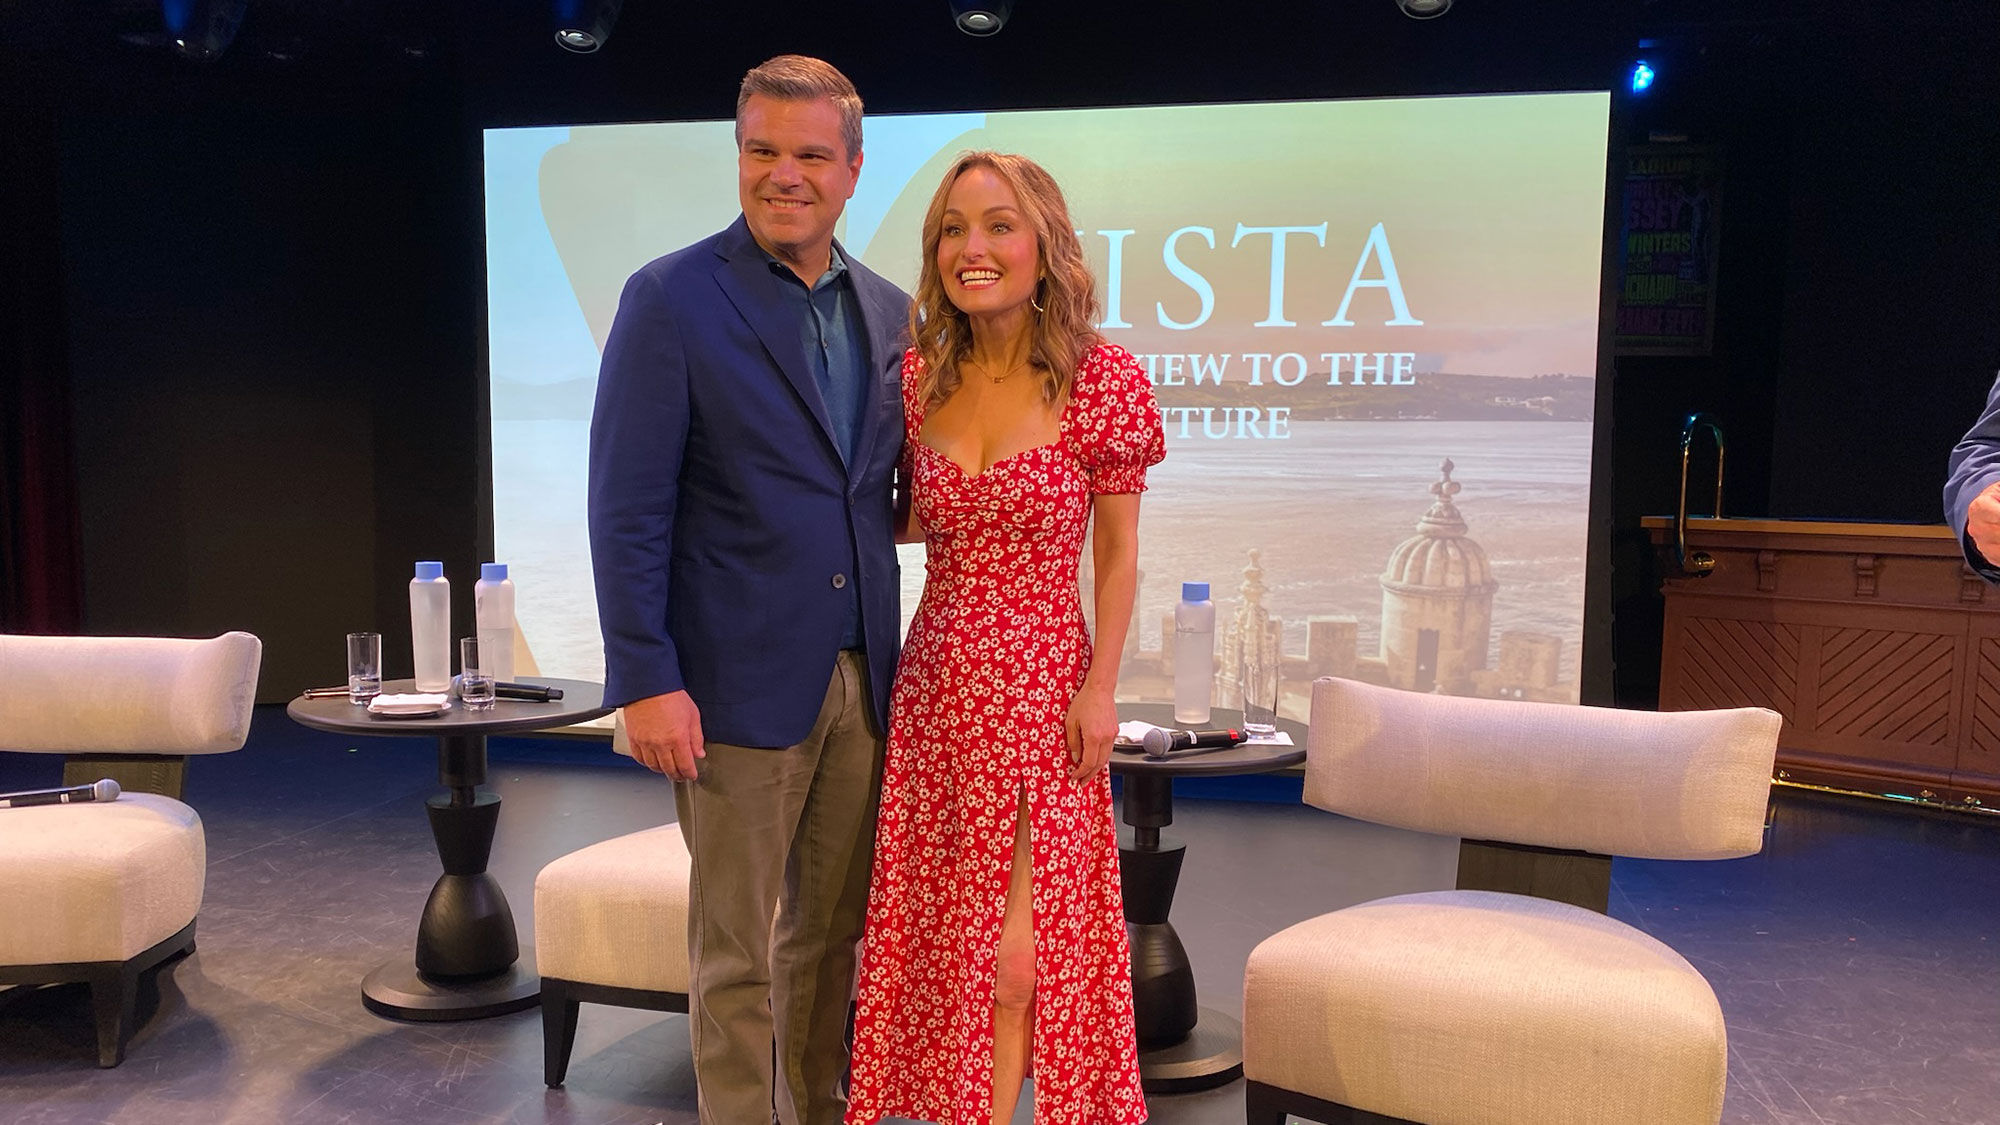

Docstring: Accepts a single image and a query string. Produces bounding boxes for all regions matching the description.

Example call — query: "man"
[587,55,907,1125]
[1946,372,2000,580]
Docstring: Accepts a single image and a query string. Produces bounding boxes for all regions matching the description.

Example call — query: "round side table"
[287,678,609,1021]
[1114,703,1305,1095]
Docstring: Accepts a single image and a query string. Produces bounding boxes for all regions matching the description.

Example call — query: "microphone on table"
[1141,727,1248,760]
[0,778,121,810]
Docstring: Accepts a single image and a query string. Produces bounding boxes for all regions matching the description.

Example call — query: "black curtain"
[0,100,84,634]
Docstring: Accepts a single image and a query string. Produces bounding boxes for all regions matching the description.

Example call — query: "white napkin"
[367,693,451,715]
[1115,720,1162,746]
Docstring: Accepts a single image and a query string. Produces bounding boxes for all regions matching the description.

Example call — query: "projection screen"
[484,92,1611,719]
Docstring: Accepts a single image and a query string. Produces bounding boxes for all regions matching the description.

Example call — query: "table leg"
[361,732,539,1021]
[1119,774,1243,1094]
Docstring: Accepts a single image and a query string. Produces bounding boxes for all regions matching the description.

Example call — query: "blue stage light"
[144,0,243,60]
[1631,61,1656,94]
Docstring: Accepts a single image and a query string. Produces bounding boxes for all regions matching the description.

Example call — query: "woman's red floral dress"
[845,342,1165,1125]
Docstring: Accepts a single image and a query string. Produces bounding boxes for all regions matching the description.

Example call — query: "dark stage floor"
[2,707,1995,1125]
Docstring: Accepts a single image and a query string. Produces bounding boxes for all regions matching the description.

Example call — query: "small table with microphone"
[1114,703,1306,1095]
[286,678,609,1021]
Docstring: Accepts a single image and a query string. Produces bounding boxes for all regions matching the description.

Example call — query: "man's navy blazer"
[588,215,908,747]
[1946,371,2000,580]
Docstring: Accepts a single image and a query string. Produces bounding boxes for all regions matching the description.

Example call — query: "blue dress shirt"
[766,246,869,648]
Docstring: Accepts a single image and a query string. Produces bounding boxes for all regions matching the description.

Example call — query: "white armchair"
[533,709,689,1087]
[1243,675,1780,1125]
[0,631,261,1066]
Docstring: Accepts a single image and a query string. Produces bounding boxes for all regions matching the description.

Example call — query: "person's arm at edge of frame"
[1068,492,1141,781]
[1944,370,2000,582]
[587,267,706,781]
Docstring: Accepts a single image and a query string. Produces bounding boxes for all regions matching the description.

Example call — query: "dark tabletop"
[285,678,610,737]
[1110,702,1307,778]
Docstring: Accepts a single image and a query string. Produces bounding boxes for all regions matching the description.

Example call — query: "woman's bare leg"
[990,798,1035,1125]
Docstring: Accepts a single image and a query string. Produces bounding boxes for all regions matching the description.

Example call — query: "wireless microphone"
[0,778,121,809]
[1140,727,1248,760]
[495,682,564,702]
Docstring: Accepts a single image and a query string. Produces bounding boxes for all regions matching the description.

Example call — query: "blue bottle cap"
[1182,581,1209,602]
[481,562,509,581]
[414,561,444,580]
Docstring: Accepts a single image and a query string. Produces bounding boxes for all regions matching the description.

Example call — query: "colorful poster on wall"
[1615,145,1721,355]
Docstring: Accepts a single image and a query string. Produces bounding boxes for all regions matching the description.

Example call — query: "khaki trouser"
[674,650,884,1125]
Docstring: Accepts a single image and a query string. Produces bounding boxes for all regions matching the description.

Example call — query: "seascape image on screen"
[484,92,1610,717]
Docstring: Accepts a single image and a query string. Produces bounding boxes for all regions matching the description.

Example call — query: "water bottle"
[1173,581,1215,724]
[474,562,517,685]
[409,561,452,693]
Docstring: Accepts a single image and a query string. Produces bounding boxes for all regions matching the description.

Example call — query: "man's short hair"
[736,55,864,162]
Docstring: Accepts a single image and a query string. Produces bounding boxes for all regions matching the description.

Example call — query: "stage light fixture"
[1396,0,1452,19]
[1631,61,1656,93]
[950,0,1014,36]
[553,0,622,53]
[136,0,247,60]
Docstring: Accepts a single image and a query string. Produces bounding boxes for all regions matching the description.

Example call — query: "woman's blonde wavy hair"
[910,151,1101,408]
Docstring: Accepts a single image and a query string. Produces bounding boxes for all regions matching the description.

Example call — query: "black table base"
[361,957,541,1021]
[357,731,543,1020]
[1120,773,1242,1093]
[1135,1008,1243,1094]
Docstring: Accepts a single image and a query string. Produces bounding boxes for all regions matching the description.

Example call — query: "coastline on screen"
[485,91,1611,714]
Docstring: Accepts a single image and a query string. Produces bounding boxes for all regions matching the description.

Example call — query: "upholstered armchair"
[1243,675,1781,1125]
[0,631,262,1066]
[533,709,690,1087]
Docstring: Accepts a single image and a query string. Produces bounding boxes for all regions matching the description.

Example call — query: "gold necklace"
[975,358,1032,384]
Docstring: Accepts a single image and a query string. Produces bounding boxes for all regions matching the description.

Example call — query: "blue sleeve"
[1945,372,2000,578]
[588,268,691,707]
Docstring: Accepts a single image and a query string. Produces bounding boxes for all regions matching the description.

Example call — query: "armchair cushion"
[1244,889,1727,1125]
[0,794,205,965]
[535,824,691,994]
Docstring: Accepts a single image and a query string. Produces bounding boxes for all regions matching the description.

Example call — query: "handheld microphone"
[0,778,121,809]
[1141,727,1247,760]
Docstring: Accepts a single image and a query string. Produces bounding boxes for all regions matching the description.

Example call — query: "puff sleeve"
[1075,343,1166,495]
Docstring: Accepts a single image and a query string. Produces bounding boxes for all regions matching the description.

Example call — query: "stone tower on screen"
[1379,459,1499,694]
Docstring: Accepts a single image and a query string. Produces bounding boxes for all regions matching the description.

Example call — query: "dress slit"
[1000,781,1038,1082]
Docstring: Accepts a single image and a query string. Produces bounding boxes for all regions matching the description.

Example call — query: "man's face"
[737,94,862,273]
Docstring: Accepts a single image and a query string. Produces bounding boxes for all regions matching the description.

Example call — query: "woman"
[845,151,1162,1125]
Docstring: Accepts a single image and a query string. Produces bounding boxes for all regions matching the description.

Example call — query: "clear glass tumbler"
[1240,650,1280,738]
[346,632,382,705]
[459,636,497,711]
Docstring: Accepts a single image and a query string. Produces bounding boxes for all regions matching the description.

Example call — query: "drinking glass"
[459,637,496,711]
[1240,650,1280,738]
[346,632,381,705]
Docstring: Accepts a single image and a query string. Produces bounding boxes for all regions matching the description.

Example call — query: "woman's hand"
[1065,678,1118,781]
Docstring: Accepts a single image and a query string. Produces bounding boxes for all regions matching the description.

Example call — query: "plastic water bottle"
[1173,581,1215,724]
[474,562,516,685]
[409,561,452,693]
